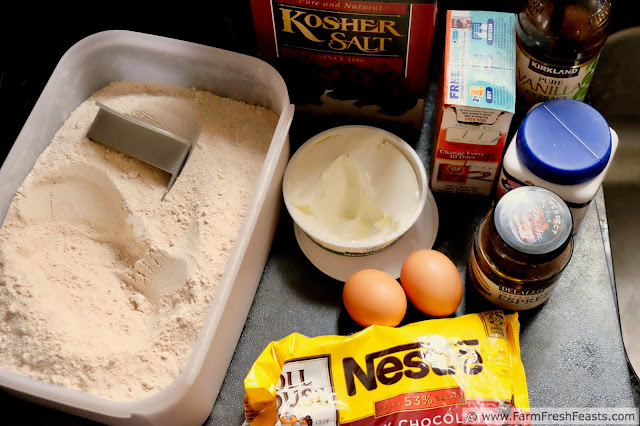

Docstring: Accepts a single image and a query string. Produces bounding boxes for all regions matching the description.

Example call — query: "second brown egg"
[400,249,463,317]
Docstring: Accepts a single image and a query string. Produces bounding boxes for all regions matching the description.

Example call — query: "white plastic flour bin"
[0,30,294,425]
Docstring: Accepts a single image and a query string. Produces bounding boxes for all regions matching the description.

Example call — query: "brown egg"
[400,249,463,317]
[342,269,407,328]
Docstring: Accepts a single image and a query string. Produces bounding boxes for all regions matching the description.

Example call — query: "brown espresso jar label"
[469,249,558,310]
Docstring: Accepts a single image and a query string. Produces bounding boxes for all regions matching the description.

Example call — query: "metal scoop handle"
[87,102,192,200]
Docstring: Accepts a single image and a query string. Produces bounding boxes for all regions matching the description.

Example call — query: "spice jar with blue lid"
[496,98,618,233]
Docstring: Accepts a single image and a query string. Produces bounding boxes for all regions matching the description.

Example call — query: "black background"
[1,0,636,160]
[1,0,636,159]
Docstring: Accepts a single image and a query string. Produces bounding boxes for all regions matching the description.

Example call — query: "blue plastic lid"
[516,99,612,185]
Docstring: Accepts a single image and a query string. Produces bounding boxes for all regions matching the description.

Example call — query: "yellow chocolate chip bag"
[244,311,529,425]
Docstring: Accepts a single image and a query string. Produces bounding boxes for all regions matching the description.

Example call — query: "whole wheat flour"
[0,81,278,401]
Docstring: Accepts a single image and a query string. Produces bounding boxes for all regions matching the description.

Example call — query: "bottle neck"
[516,0,611,66]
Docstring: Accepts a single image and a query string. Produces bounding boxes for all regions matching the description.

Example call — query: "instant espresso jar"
[469,186,573,310]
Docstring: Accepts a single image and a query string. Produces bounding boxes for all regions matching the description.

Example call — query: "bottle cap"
[494,186,572,258]
[516,99,611,184]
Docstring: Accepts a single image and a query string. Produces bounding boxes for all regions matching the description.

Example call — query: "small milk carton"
[430,10,516,196]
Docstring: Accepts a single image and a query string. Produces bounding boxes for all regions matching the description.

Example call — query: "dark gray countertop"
[205,89,640,424]
[2,71,639,426]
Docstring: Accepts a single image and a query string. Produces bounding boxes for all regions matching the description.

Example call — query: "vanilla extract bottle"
[515,0,612,113]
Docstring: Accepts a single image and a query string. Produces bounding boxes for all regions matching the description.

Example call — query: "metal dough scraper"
[87,102,195,201]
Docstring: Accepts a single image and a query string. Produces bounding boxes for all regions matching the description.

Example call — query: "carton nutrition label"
[445,10,516,113]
